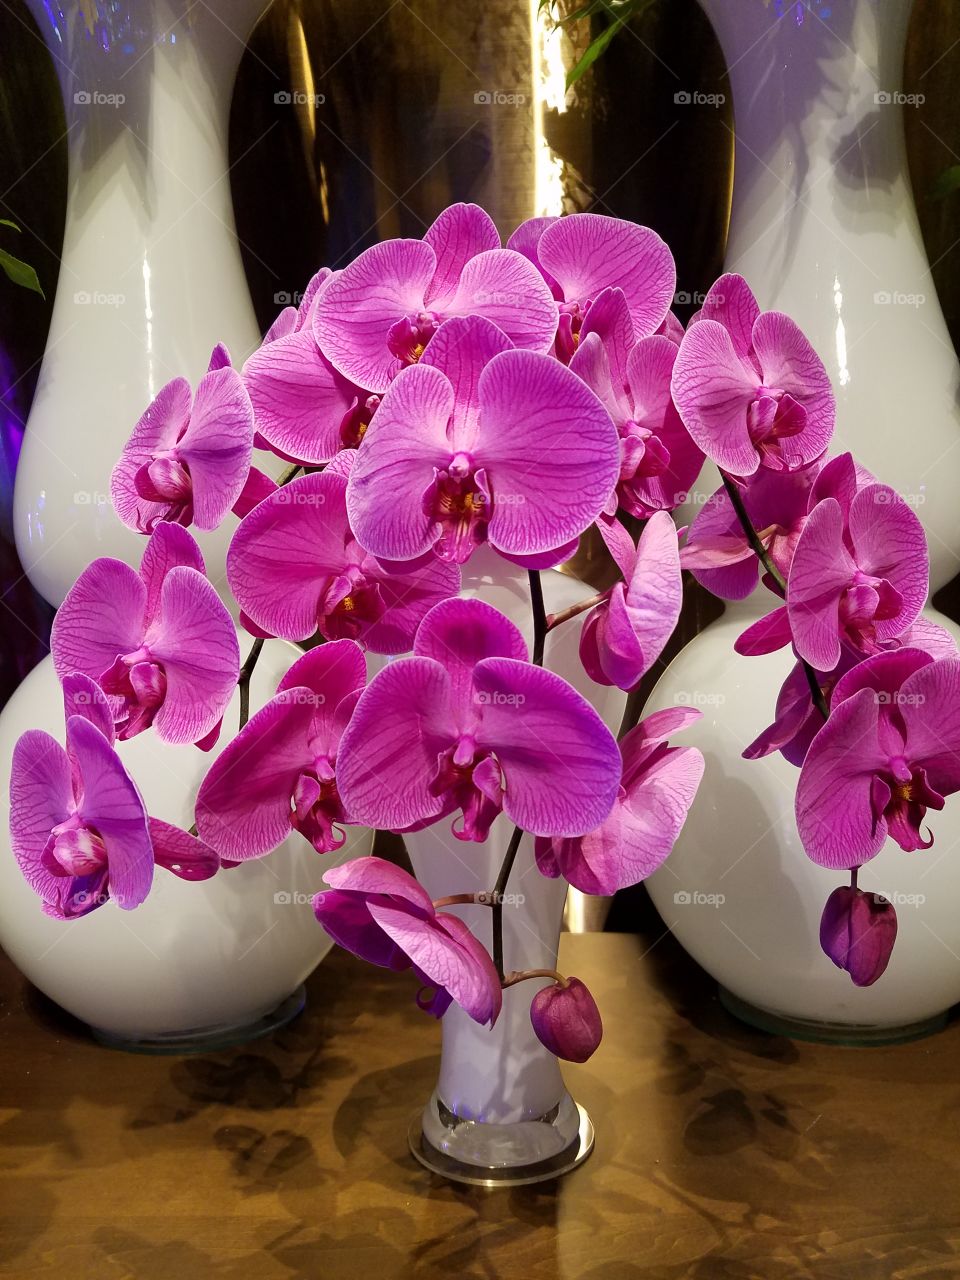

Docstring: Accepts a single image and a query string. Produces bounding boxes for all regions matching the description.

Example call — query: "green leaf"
[0,218,20,232]
[930,165,960,202]
[0,247,44,297]
[565,17,627,89]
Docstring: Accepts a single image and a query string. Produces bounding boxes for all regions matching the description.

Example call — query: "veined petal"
[52,558,147,685]
[420,314,513,454]
[276,638,367,758]
[671,319,760,476]
[474,658,620,836]
[148,818,220,881]
[623,510,682,672]
[68,715,153,910]
[848,485,928,640]
[9,729,73,904]
[148,568,240,745]
[787,497,857,669]
[752,311,835,467]
[323,855,435,911]
[506,216,560,293]
[62,672,116,743]
[313,238,437,391]
[312,888,410,970]
[734,605,793,657]
[477,350,620,554]
[538,213,675,337]
[139,522,206,627]
[111,377,192,532]
[414,596,527,726]
[698,273,760,361]
[195,689,315,859]
[898,657,960,796]
[579,286,635,396]
[362,556,461,655]
[347,362,454,561]
[177,366,255,530]
[423,202,501,308]
[445,249,557,353]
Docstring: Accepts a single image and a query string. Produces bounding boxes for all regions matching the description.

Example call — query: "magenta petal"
[847,485,928,640]
[242,326,355,464]
[276,638,367,758]
[111,377,192,532]
[323,855,435,910]
[9,729,73,904]
[177,366,255,530]
[52,558,147,686]
[506,216,560,293]
[734,606,793,657]
[423,202,501,307]
[671,319,760,476]
[682,489,759,600]
[539,213,676,338]
[232,466,277,518]
[362,556,462,655]
[337,657,457,831]
[498,541,580,571]
[148,567,240,745]
[62,672,115,742]
[796,688,888,869]
[581,586,644,689]
[475,658,621,836]
[699,273,760,360]
[195,690,315,859]
[580,287,635,396]
[787,497,857,669]
[139,522,206,625]
[313,238,436,391]
[622,510,682,670]
[148,818,220,881]
[446,249,558,353]
[478,350,620,554]
[347,363,453,561]
[420,314,513,452]
[414,596,527,719]
[897,657,960,795]
[312,887,409,970]
[227,471,355,641]
[68,716,153,910]
[752,311,835,468]
[431,912,502,1025]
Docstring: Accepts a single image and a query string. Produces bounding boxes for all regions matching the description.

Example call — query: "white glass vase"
[646,0,960,1040]
[0,632,375,1049]
[14,0,272,607]
[405,547,624,1184]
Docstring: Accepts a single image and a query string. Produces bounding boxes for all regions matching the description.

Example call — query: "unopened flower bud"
[529,976,602,1062]
[820,885,897,987]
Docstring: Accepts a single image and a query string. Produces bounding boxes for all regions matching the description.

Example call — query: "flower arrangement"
[9,202,959,1074]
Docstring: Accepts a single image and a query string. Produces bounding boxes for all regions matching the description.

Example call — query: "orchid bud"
[819,885,897,987]
[529,977,602,1062]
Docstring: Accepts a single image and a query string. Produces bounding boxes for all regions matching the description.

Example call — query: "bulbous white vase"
[406,547,625,1184]
[646,0,960,1038]
[14,0,272,607]
[0,632,374,1048]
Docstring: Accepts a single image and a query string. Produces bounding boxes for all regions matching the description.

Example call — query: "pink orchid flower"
[337,597,622,842]
[580,512,683,691]
[242,268,377,464]
[10,673,218,919]
[568,287,704,518]
[313,856,502,1025]
[227,451,459,652]
[819,883,898,987]
[345,314,620,565]
[51,523,240,746]
[195,640,366,859]
[671,274,835,477]
[111,358,255,534]
[535,707,704,895]
[313,203,558,392]
[796,647,960,866]
[745,619,956,767]
[507,213,676,361]
[529,977,602,1062]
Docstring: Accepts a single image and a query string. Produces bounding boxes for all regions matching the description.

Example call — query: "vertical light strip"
[530,1,566,217]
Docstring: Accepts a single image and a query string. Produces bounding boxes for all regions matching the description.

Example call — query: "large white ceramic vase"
[15,0,271,607]
[406,548,625,1183]
[0,635,374,1048]
[645,0,960,1039]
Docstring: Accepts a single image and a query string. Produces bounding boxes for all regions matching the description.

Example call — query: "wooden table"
[2,930,959,1279]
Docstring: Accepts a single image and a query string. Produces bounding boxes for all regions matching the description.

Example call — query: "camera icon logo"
[474,90,493,105]
[274,91,292,105]
[674,91,692,105]
[73,90,91,105]
[673,890,692,904]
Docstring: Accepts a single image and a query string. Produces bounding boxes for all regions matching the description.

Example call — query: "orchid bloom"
[744,619,957,767]
[227,451,459,652]
[10,673,218,919]
[671,274,835,477]
[345,314,620,566]
[111,359,256,533]
[51,523,240,746]
[313,856,502,1024]
[568,287,704,518]
[535,707,703,894]
[820,883,898,987]
[796,648,960,866]
[529,977,602,1062]
[313,203,558,392]
[337,597,622,842]
[580,512,682,691]
[507,213,676,361]
[242,268,377,463]
[195,640,366,858]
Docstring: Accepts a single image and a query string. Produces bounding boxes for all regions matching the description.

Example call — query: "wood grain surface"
[2,931,959,1279]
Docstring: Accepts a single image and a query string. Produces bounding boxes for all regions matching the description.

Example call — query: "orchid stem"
[432,892,495,909]
[238,637,264,730]
[719,471,830,722]
[546,590,608,632]
[502,968,567,989]
[529,569,547,665]
[491,823,525,981]
[277,463,302,486]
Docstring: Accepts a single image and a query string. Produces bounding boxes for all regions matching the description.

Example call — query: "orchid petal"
[51,558,147,686]
[446,249,558,353]
[423,202,501,307]
[177,366,255,530]
[111,377,192,531]
[148,818,220,881]
[671,319,760,476]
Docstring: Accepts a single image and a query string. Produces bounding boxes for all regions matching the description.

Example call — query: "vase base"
[409,1091,594,1187]
[719,987,948,1046]
[87,985,306,1055]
